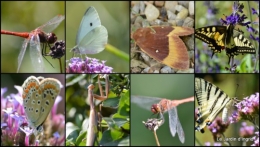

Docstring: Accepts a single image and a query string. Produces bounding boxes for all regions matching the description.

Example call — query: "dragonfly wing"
[17,39,29,73]
[131,95,162,111]
[176,116,185,144]
[167,101,185,143]
[167,101,177,136]
[40,15,65,33]
[29,34,44,72]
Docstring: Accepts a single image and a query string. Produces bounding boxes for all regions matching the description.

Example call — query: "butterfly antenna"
[235,83,239,97]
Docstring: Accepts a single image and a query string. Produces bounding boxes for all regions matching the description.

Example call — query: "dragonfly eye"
[151,104,160,114]
[46,33,57,44]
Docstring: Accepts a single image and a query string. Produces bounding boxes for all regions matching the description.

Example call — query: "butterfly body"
[195,25,255,63]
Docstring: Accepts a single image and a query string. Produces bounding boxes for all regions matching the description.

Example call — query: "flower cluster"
[66,57,113,73]
[220,1,258,42]
[207,117,230,142]
[239,122,254,138]
[49,40,65,59]
[239,122,259,146]
[234,92,259,122]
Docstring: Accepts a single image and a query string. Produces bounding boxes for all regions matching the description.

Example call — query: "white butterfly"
[71,6,108,55]
[195,78,236,133]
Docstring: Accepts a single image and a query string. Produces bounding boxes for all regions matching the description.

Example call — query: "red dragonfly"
[1,15,64,73]
[132,95,194,144]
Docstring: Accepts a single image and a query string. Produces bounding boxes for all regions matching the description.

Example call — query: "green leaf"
[76,131,87,146]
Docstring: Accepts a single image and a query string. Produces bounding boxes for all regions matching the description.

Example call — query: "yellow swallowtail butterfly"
[195,78,236,133]
[195,25,256,64]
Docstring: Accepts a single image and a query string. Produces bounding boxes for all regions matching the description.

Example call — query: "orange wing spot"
[24,89,29,93]
[44,84,49,89]
[45,84,56,90]
[205,119,211,123]
[43,83,59,94]
[29,83,33,88]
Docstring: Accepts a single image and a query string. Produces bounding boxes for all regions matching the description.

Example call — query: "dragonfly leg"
[40,43,54,68]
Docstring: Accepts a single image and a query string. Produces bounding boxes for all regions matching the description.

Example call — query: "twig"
[86,84,97,146]
[142,113,164,146]
[153,130,160,146]
[59,58,62,73]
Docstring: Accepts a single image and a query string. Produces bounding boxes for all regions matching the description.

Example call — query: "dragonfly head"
[151,104,160,114]
[46,32,57,44]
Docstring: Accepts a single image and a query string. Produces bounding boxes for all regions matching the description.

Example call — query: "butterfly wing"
[22,76,42,128]
[195,78,232,133]
[33,78,61,128]
[77,25,108,54]
[226,27,255,58]
[72,6,108,54]
[195,26,227,56]
[222,97,235,124]
[76,6,101,45]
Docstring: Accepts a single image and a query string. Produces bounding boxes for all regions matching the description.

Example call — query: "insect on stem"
[86,84,97,146]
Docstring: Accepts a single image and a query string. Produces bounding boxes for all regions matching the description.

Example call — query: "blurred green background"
[1,1,65,73]
[195,1,258,73]
[195,74,259,146]
[131,74,194,146]
[66,1,129,73]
